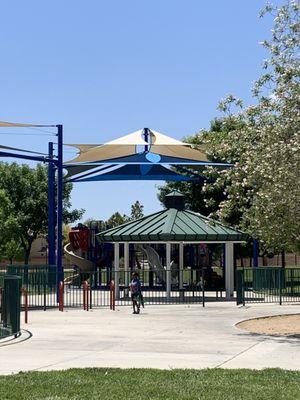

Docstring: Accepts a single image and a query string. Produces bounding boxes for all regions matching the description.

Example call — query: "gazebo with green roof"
[97,191,247,300]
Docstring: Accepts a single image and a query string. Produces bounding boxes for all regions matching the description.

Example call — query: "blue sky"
[0,1,280,221]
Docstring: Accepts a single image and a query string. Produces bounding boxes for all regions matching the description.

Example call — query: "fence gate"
[236,267,300,305]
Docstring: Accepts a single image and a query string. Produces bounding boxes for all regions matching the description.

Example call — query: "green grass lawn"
[0,368,299,400]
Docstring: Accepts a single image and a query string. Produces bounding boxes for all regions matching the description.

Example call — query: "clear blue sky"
[0,1,280,221]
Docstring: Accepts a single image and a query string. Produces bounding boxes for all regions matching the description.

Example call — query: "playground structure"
[96,191,247,300]
[64,222,225,292]
[59,191,247,305]
[0,122,263,318]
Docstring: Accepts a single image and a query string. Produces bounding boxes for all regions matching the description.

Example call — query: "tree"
[0,190,19,258]
[202,2,300,253]
[157,118,241,217]
[84,200,145,230]
[105,212,128,229]
[0,162,84,264]
[130,201,144,220]
[157,2,299,254]
[2,240,23,264]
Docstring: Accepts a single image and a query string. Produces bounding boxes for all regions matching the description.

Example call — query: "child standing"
[130,272,142,314]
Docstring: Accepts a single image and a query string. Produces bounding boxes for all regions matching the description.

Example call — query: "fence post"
[58,281,64,312]
[242,269,245,306]
[279,268,282,306]
[86,282,89,311]
[0,287,3,322]
[83,281,86,310]
[89,278,92,310]
[110,280,115,311]
[21,288,28,324]
[201,267,205,308]
[43,277,47,312]
[83,281,89,311]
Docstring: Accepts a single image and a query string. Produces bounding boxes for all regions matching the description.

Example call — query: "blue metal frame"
[143,127,150,152]
[0,150,54,164]
[253,239,259,268]
[56,125,64,291]
[48,142,56,266]
[0,125,61,299]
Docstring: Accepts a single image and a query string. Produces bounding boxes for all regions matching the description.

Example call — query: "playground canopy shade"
[64,128,231,182]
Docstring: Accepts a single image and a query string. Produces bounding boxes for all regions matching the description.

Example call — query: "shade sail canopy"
[70,164,202,182]
[64,127,231,182]
[97,193,247,243]
[65,128,207,165]
[0,120,55,127]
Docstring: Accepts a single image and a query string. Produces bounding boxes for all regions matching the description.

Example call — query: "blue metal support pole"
[56,125,64,296]
[253,239,259,268]
[143,127,149,152]
[48,142,56,266]
[0,151,54,163]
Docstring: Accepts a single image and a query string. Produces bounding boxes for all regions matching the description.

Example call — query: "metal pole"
[114,243,120,300]
[253,239,259,268]
[48,142,56,267]
[143,128,149,152]
[179,242,184,290]
[201,266,205,307]
[56,124,64,298]
[124,242,129,297]
[225,242,234,300]
[166,243,171,300]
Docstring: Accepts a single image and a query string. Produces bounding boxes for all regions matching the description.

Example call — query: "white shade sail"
[106,129,147,145]
[65,128,208,165]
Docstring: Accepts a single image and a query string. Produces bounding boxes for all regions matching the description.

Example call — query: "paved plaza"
[0,302,299,374]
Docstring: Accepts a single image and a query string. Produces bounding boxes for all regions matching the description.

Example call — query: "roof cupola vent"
[165,190,185,210]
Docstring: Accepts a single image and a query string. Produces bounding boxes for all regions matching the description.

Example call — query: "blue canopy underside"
[70,174,198,182]
[64,152,231,167]
[68,164,204,182]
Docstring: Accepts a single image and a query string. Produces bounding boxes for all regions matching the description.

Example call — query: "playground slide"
[141,245,166,283]
[64,243,95,272]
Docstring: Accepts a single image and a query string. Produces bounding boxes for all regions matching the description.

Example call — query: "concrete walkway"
[0,303,299,374]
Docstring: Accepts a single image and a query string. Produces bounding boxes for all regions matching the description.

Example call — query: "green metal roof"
[165,190,184,198]
[97,208,247,243]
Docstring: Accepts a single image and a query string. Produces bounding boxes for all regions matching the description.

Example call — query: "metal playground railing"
[0,265,222,310]
[236,267,300,305]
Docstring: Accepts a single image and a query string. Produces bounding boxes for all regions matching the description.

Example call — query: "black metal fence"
[0,265,221,309]
[236,267,300,305]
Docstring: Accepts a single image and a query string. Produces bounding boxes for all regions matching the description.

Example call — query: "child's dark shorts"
[131,293,140,301]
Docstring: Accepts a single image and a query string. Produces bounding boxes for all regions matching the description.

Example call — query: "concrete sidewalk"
[0,303,299,374]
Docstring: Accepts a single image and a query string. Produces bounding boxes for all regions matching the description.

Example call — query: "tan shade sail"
[65,144,101,153]
[150,129,187,145]
[151,144,208,162]
[66,144,136,164]
[66,129,149,164]
[65,128,208,165]
[0,121,55,127]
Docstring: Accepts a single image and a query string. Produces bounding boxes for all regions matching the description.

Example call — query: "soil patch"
[237,314,300,336]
